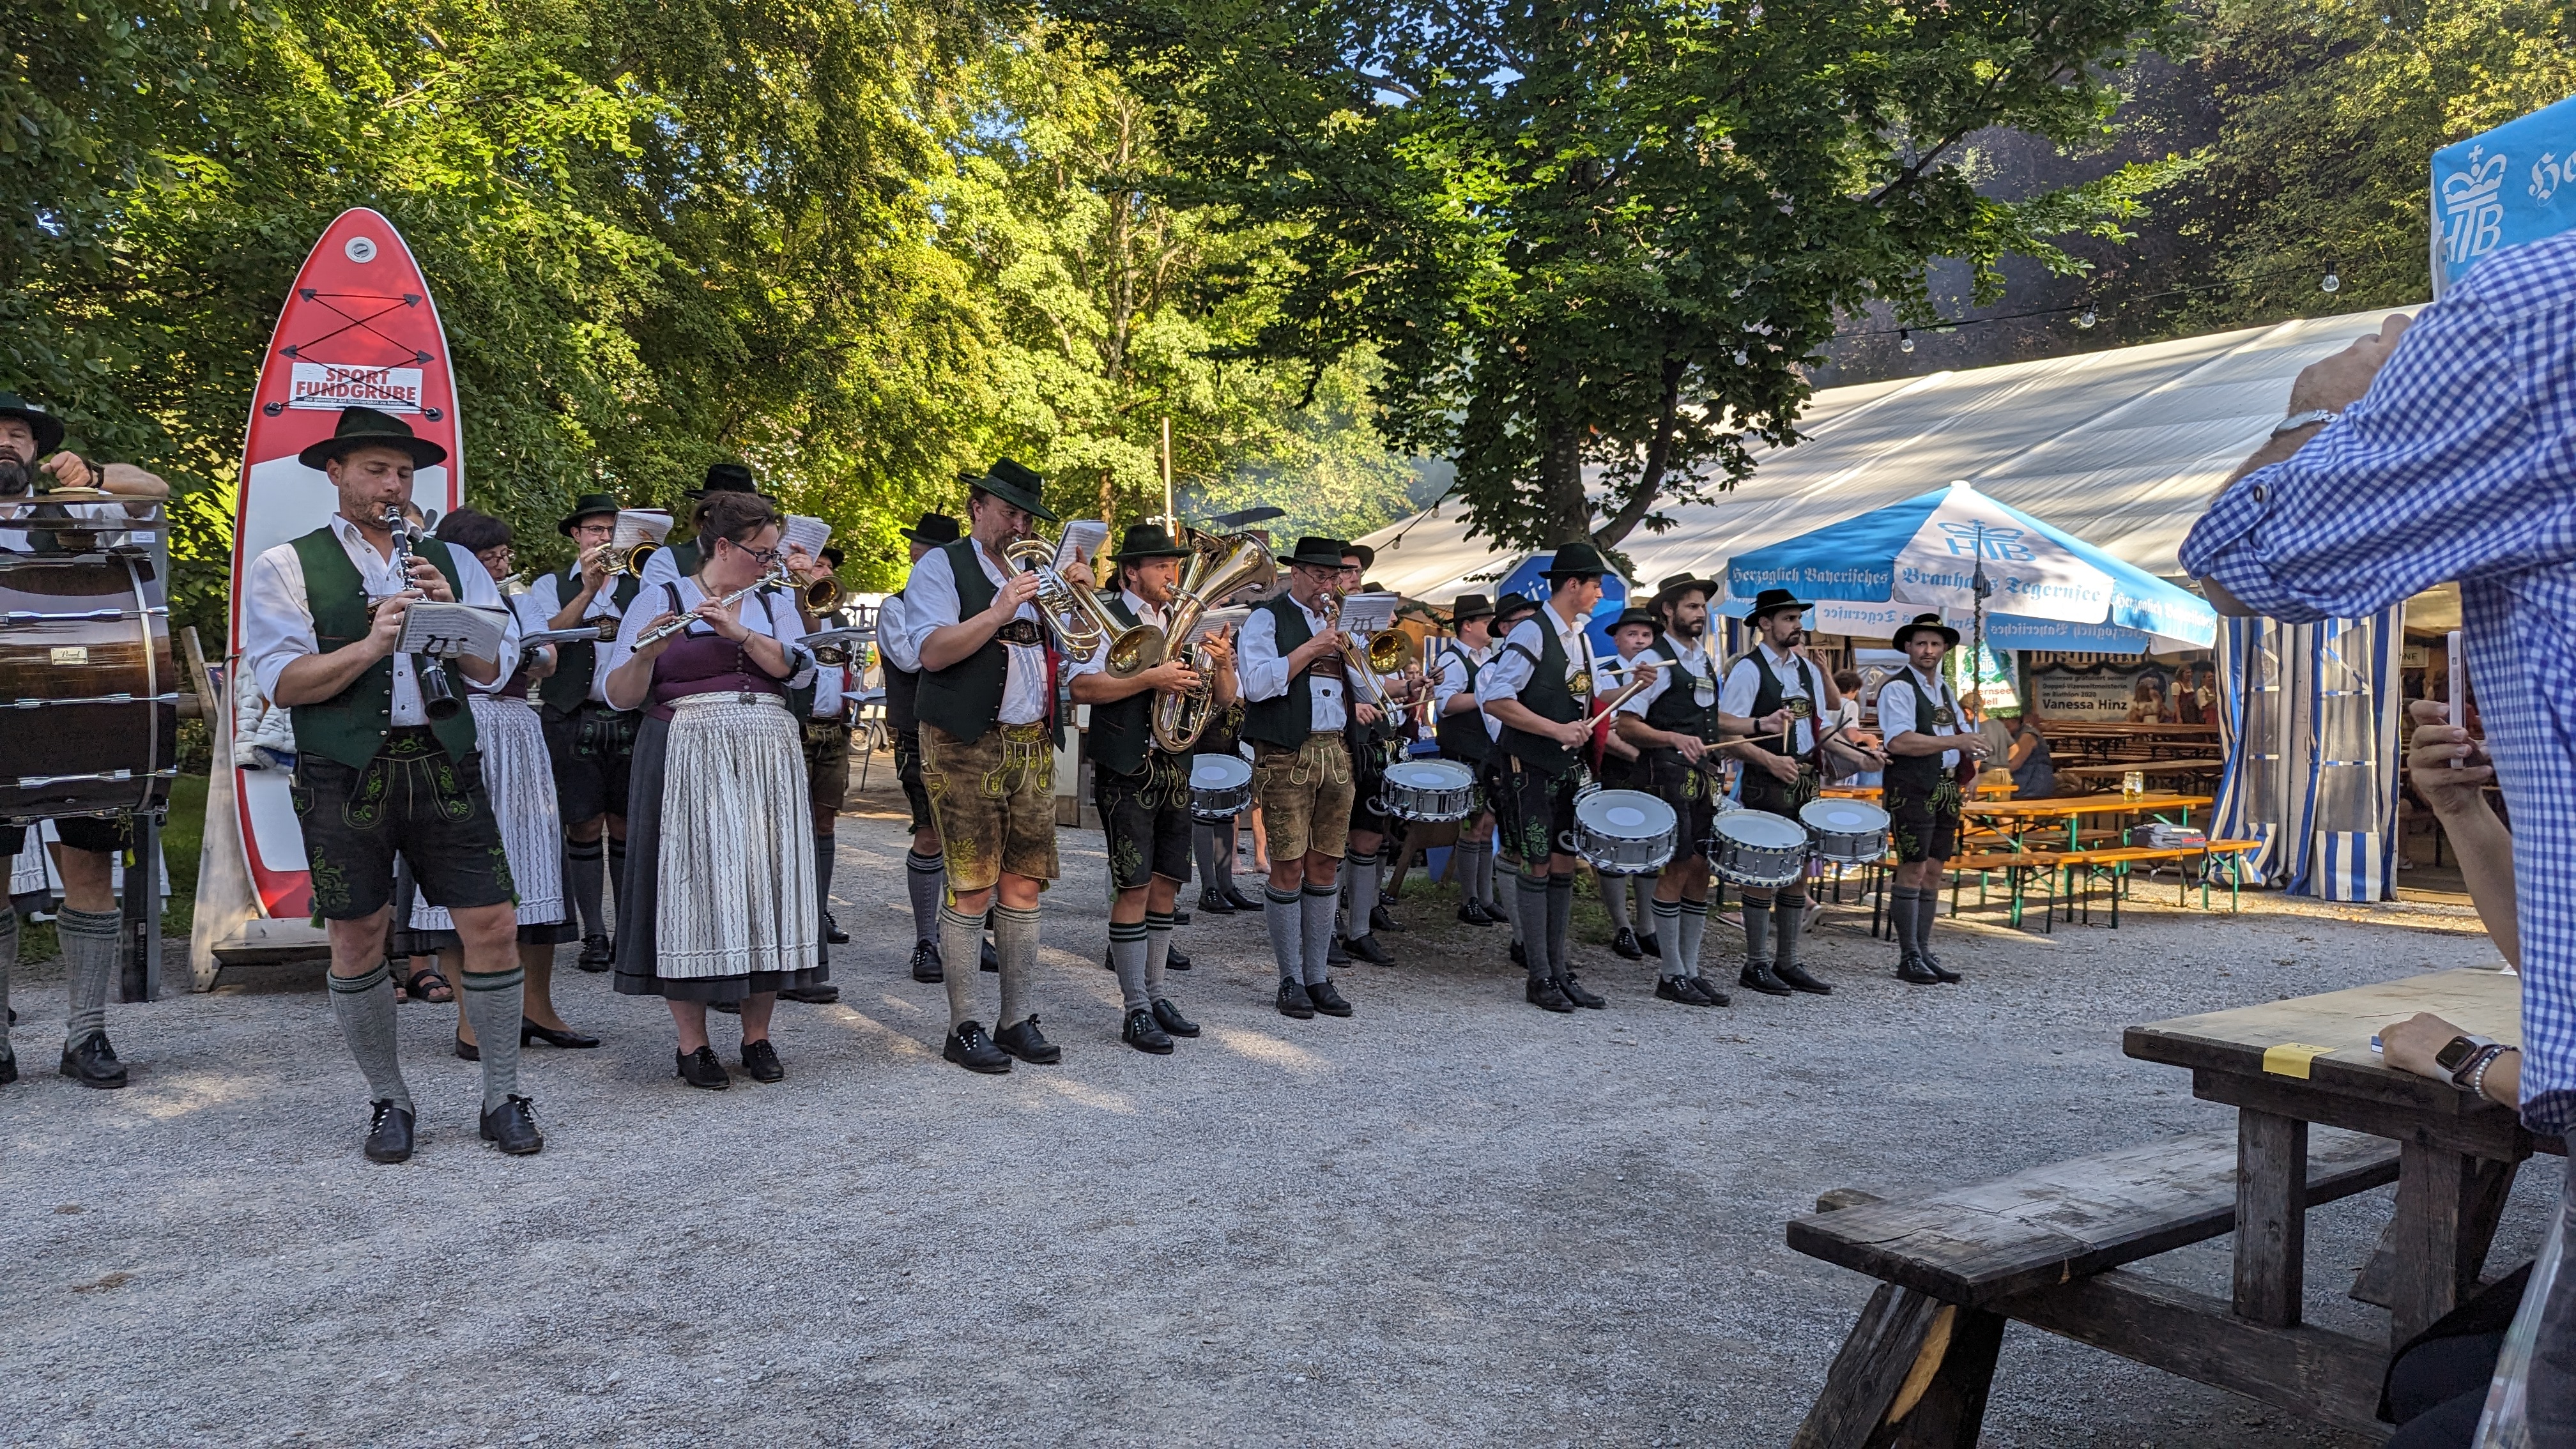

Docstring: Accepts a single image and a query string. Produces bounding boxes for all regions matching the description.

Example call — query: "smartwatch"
[2273,408,2341,437]
[2435,1034,2501,1087]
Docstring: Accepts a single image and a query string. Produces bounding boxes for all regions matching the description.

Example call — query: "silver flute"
[632,566,788,649]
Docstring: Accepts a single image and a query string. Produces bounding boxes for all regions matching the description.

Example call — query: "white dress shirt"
[524,568,627,705]
[1875,666,1961,770]
[875,590,921,673]
[1620,632,1715,721]
[1239,593,1347,733]
[900,540,1048,726]
[1480,608,1597,716]
[1721,643,1821,753]
[598,577,816,690]
[245,512,516,726]
[1062,589,1168,681]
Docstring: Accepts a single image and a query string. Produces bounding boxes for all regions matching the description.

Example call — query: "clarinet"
[382,504,464,722]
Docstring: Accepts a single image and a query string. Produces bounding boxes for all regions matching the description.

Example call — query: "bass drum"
[1567,788,1676,876]
[1378,757,1476,822]
[1800,797,1892,864]
[0,551,177,825]
[1189,752,1254,822]
[1704,810,1808,887]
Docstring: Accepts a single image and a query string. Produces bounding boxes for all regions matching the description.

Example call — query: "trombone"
[1002,533,1163,676]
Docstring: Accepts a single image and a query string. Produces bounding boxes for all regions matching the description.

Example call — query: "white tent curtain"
[2211,606,2405,900]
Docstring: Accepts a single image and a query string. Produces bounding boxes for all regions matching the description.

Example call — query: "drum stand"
[118,815,164,1001]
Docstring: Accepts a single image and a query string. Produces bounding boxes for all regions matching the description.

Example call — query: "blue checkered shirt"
[2182,233,2576,1135]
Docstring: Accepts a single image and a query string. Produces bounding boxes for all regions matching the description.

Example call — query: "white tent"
[1354,305,2419,602]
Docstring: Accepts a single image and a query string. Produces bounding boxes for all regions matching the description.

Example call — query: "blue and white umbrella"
[1724,480,2217,653]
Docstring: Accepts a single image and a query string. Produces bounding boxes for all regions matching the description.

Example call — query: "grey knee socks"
[1144,910,1176,1003]
[1496,861,1524,941]
[1602,872,1633,932]
[0,907,15,1064]
[1300,884,1337,986]
[606,838,628,928]
[59,905,119,1045]
[1911,889,1940,956]
[1456,840,1489,906]
[1516,872,1551,983]
[1347,849,1382,936]
[813,834,836,962]
[1193,825,1224,898]
[1546,873,1574,979]
[1652,896,1686,978]
[1889,887,1924,958]
[993,903,1041,1028]
[1109,919,1151,1014]
[329,961,413,1112]
[1742,896,1774,966]
[1679,896,1710,974]
[905,850,945,944]
[459,964,525,1112]
[566,836,606,937]
[939,903,985,1026]
[1631,872,1660,933]
[1264,884,1303,985]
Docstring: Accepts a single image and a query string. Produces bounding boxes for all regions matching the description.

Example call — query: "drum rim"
[1800,798,1891,829]
[1711,812,1807,847]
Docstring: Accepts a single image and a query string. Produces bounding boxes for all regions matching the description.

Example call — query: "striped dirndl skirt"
[413,693,564,931]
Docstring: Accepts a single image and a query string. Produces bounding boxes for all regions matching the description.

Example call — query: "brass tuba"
[1150,529,1276,753]
[1002,533,1164,675]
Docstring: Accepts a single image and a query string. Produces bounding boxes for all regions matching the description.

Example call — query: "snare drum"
[0,553,177,825]
[1703,810,1808,887]
[1566,788,1676,876]
[1189,753,1254,822]
[1378,757,1476,822]
[1799,797,1891,864]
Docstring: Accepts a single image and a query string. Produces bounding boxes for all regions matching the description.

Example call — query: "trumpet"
[580,540,661,578]
[796,572,847,616]
[632,566,788,650]
[1149,529,1275,753]
[1001,534,1163,676]
[1321,590,1410,719]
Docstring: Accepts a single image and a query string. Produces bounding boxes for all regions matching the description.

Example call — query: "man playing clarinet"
[241,406,540,1161]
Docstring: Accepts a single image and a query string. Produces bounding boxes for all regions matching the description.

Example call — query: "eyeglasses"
[478,546,514,569]
[728,538,782,567]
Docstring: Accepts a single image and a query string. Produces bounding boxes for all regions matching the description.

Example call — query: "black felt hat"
[904,511,961,547]
[1543,541,1613,580]
[1740,586,1813,626]
[1652,571,1722,609]
[1892,611,1961,648]
[963,457,1058,523]
[1490,592,1542,629]
[1282,535,1351,569]
[296,406,447,471]
[557,491,620,537]
[0,392,65,456]
[1111,523,1193,560]
[689,461,758,499]
[1448,593,1494,624]
[1342,541,1376,571]
[1609,606,1659,632]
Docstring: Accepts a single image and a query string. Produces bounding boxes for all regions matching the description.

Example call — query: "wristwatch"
[2272,408,2340,436]
[2435,1033,2502,1087]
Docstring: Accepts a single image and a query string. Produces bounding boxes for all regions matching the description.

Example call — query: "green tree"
[1062,0,2186,553]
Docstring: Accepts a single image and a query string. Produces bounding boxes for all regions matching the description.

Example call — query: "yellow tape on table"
[2260,1042,2338,1079]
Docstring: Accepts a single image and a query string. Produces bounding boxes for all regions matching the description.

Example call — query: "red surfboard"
[227,210,463,919]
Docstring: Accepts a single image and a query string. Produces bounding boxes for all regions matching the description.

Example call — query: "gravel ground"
[1,799,2551,1448]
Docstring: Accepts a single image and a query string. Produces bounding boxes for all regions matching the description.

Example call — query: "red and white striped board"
[226,209,463,919]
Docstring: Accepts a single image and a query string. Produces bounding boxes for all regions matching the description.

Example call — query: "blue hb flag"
[2432,94,2576,295]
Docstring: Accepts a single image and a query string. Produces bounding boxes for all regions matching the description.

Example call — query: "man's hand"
[2407,697,2496,818]
[992,569,1041,618]
[2382,1012,2471,1084]
[1551,717,1591,749]
[1673,733,1707,763]
[1059,549,1096,592]
[38,452,96,490]
[523,646,558,682]
[783,543,818,581]
[578,546,613,594]
[1356,701,1383,727]
[1755,750,1800,783]
[2288,313,2411,416]
[365,594,415,656]
[1141,659,1202,696]
[1758,707,1793,735]
[1199,628,1234,669]
[407,557,455,602]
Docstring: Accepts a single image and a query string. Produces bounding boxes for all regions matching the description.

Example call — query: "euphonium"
[1002,534,1163,676]
[1149,529,1276,753]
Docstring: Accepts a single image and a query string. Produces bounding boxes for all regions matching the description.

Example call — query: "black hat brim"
[1742,597,1813,625]
[1892,622,1962,647]
[558,506,620,537]
[1,406,65,457]
[297,434,448,471]
[1112,544,1195,561]
[1652,576,1722,607]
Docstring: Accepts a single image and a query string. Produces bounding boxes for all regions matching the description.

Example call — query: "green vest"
[1496,616,1582,774]
[1744,647,1819,758]
[1884,668,1956,793]
[1641,637,1723,744]
[286,526,480,769]
[1084,592,1187,775]
[914,537,1045,746]
[1241,595,1324,749]
[535,564,640,716]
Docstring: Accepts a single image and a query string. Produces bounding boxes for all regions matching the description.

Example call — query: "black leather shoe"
[1223,886,1262,912]
[740,1038,785,1083]
[825,910,849,945]
[1637,931,1661,958]
[995,1016,1062,1064]
[1167,946,1192,972]
[1326,934,1350,966]
[1655,975,1706,1007]
[521,1018,602,1048]
[1920,949,1961,983]
[1560,972,1607,1009]
[1370,903,1400,934]
[1526,977,1575,1013]
[0,1050,17,1086]
[59,1032,128,1089]
[1151,998,1199,1037]
[1344,933,1395,967]
[1687,976,1732,1008]
[1896,956,1945,985]
[709,998,741,1015]
[453,1032,480,1062]
[1197,890,1237,916]
[1457,900,1496,926]
[980,936,1000,973]
[1611,927,1644,960]
[1738,962,1795,997]
[910,940,944,983]
[1172,908,1191,926]
[1307,979,1354,1016]
[480,1094,544,1154]
[944,1020,1012,1074]
[576,934,613,972]
[677,1045,732,1089]
[1276,981,1316,1020]
[1123,1006,1174,1054]
[1509,939,1528,970]
[1777,962,1835,996]
[364,1100,415,1163]
[780,983,839,1004]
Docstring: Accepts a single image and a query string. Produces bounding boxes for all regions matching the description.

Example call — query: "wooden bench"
[1788,1130,2404,1446]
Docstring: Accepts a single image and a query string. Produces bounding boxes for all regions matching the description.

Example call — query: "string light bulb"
[1898,329,1914,353]
[2321,270,2342,294]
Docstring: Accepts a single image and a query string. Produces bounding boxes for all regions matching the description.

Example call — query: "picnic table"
[2056,757,2225,785]
[1787,968,2551,1444]
[1964,791,2212,851]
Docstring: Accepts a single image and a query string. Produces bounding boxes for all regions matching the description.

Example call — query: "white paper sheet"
[394,601,510,661]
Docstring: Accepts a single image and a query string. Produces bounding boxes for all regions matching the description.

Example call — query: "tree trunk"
[1538,416,1589,546]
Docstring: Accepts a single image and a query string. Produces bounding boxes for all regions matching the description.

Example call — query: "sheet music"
[395,602,510,661]
[1054,519,1109,572]
[783,514,832,559]
[612,509,673,551]
[520,627,603,649]
[1182,605,1250,647]
[1334,591,1400,634]
[800,625,877,652]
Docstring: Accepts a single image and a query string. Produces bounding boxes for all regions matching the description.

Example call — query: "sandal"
[402,966,454,1005]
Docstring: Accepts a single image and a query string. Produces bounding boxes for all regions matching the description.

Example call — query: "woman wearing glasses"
[601,487,824,1089]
